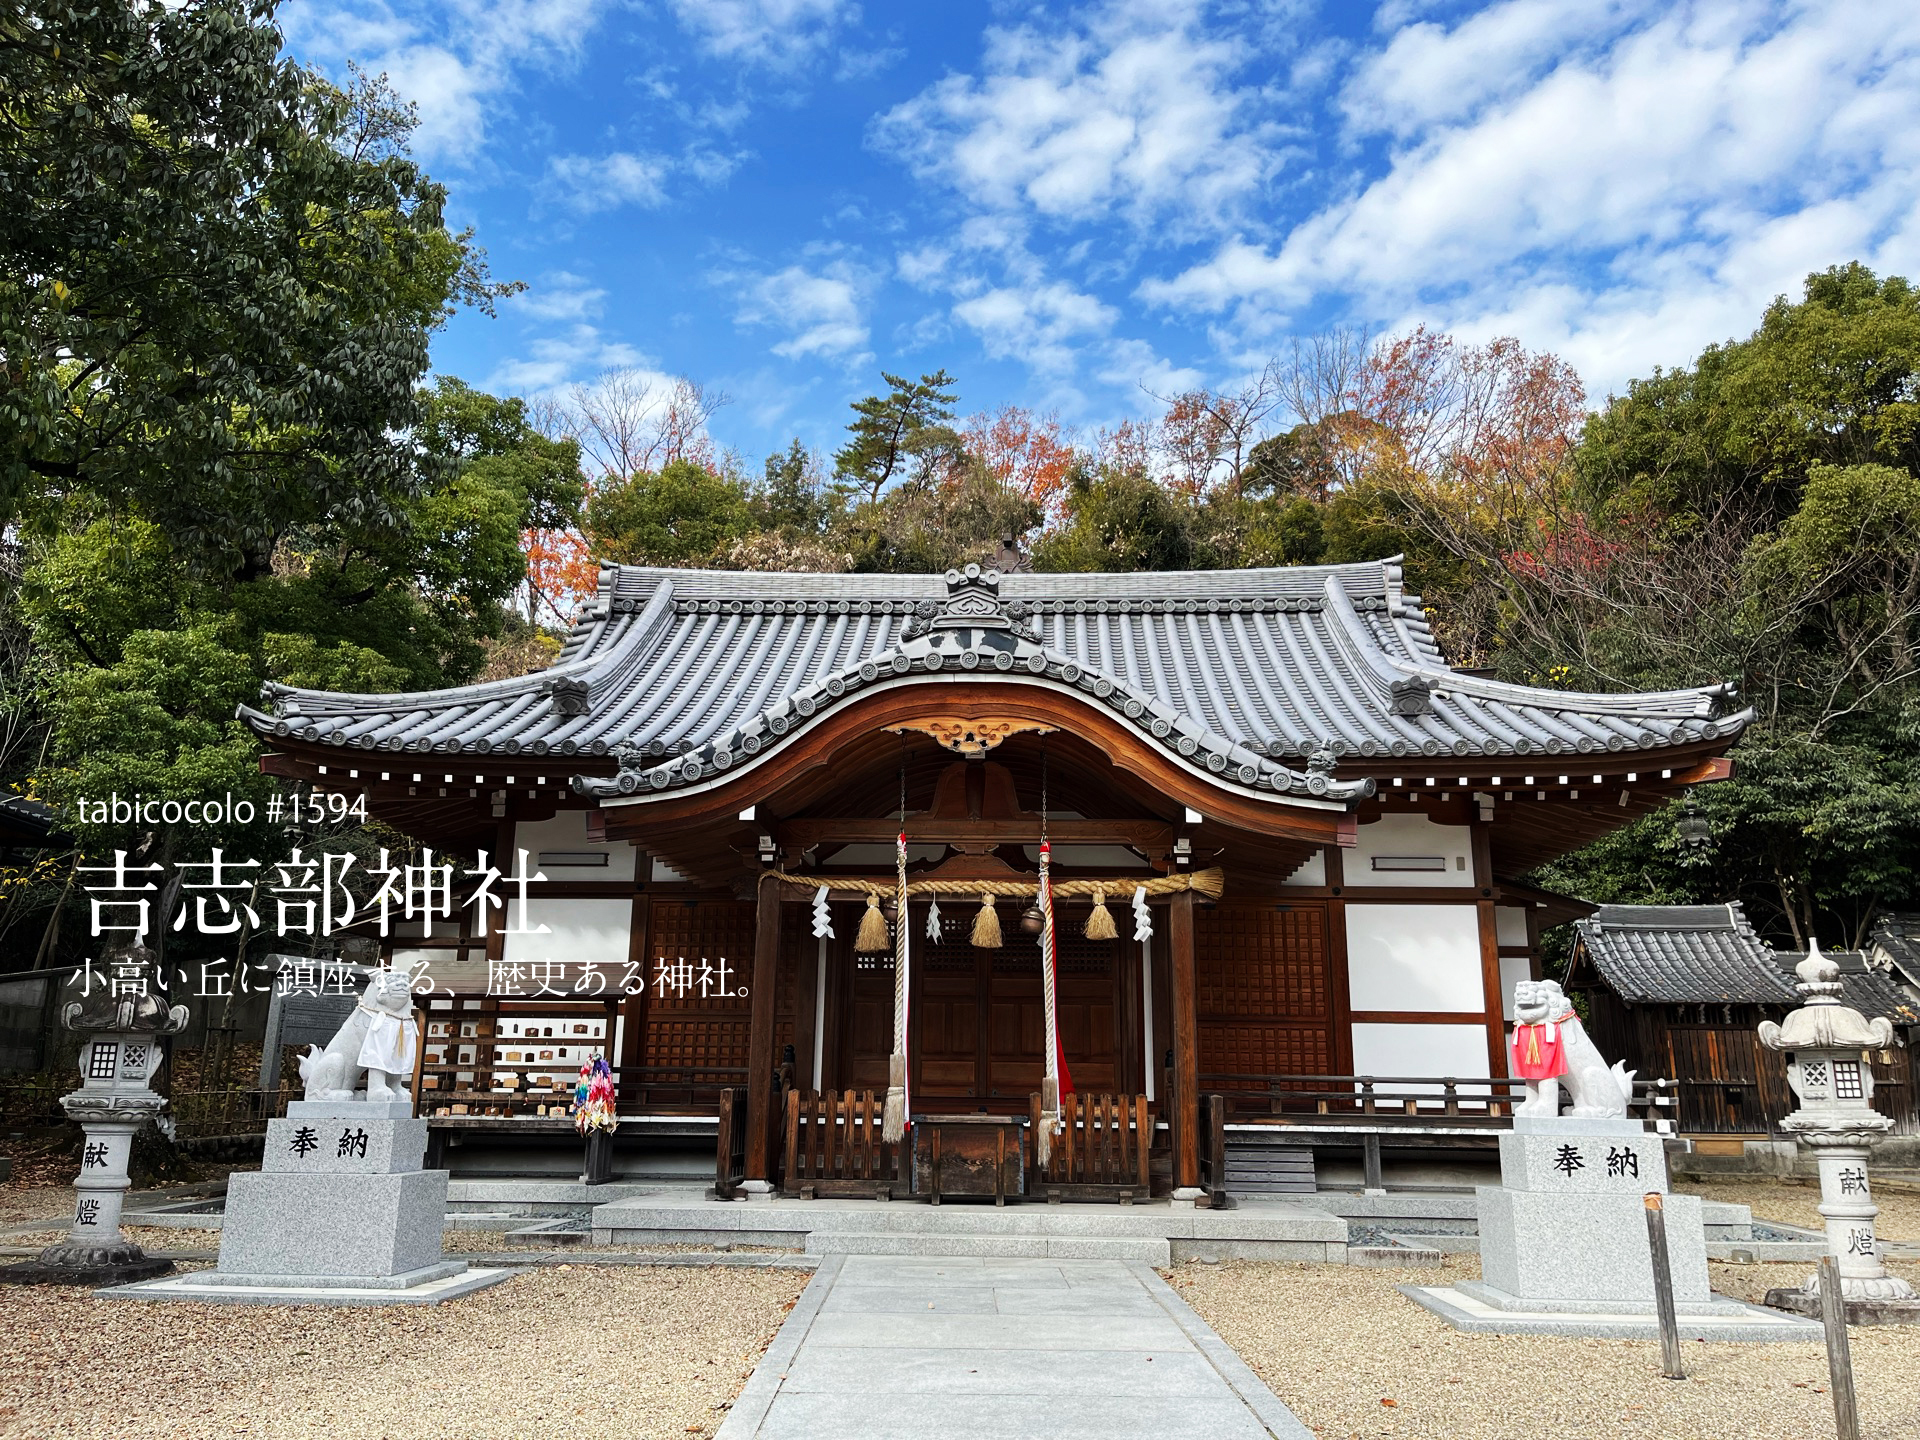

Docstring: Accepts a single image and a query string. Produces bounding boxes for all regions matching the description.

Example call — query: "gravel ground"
[0,1264,806,1440]
[1675,1176,1920,1243]
[1172,1253,1920,1440]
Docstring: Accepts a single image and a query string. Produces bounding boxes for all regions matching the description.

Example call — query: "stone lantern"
[0,949,189,1287]
[1758,942,1919,1323]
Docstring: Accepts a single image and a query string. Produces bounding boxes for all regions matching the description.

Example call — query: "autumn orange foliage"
[962,405,1077,515]
[524,519,598,624]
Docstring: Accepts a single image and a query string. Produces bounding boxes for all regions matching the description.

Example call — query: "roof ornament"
[901,563,1040,643]
[544,676,589,718]
[1388,675,1435,717]
[1306,743,1338,777]
[1697,683,1737,719]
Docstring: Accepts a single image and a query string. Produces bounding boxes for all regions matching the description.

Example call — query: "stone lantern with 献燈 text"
[1758,942,1919,1324]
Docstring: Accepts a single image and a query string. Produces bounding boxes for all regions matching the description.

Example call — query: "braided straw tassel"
[855,892,890,953]
[970,892,1002,949]
[1036,842,1062,1171]
[1084,883,1117,940]
[881,832,911,1144]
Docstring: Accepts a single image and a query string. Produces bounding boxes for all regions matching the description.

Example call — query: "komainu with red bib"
[1510,979,1634,1118]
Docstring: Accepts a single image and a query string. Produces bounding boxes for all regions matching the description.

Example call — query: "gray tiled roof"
[1871,913,1920,986]
[1574,903,1798,1005]
[237,558,1750,808]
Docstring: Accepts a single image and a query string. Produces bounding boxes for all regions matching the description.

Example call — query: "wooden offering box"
[913,1114,1027,1205]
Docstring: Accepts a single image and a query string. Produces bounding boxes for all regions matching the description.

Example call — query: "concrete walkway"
[717,1253,1311,1440]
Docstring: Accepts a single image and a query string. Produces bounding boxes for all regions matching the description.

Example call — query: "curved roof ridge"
[595,558,1399,599]
[238,577,680,743]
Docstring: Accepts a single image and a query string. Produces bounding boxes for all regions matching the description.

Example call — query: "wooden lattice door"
[643,898,756,1104]
[1195,903,1332,1088]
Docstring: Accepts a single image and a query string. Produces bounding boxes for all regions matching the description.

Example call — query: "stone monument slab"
[1495,1126,1668,1193]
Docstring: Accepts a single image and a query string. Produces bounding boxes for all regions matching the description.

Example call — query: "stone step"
[803,1231,1171,1262]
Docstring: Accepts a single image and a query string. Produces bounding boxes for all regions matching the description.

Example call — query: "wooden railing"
[782,1089,900,1199]
[714,1087,749,1199]
[1030,1092,1152,1201]
[1197,1093,1227,1208]
[417,1061,748,1118]
[1199,1072,1678,1124]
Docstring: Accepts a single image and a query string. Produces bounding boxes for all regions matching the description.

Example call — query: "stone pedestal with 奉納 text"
[104,1099,510,1306]
[1478,1118,1708,1307]
[1404,1116,1820,1340]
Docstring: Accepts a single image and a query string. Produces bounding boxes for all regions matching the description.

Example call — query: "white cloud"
[1141,0,1920,394]
[667,0,855,64]
[283,0,608,161]
[896,245,952,290]
[1092,337,1205,398]
[485,324,646,395]
[508,271,607,322]
[727,262,872,361]
[952,281,1118,374]
[872,0,1286,236]
[543,152,673,213]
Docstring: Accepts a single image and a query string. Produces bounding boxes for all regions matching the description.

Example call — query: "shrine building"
[241,557,1746,1193]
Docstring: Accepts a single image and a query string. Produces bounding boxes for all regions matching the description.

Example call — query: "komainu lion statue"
[1510,979,1634,1118]
[298,970,419,1102]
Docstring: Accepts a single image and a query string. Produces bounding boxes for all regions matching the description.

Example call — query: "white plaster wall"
[1343,812,1473,888]
[1496,906,1530,947]
[510,811,635,882]
[502,897,635,970]
[1345,903,1485,1012]
[1350,1022,1492,1092]
[1498,954,1534,1021]
[1280,851,1325,887]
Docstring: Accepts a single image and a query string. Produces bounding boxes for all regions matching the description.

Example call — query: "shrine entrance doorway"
[838,909,1139,1113]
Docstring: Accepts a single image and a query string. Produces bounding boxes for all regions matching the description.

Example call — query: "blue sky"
[280,0,1920,468]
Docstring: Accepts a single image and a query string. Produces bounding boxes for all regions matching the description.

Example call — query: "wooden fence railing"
[714,1087,749,1199]
[1199,1072,1678,1124]
[1197,1093,1227,1208]
[1030,1092,1151,1202]
[782,1089,899,1199]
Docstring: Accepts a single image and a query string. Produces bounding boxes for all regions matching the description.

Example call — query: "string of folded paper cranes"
[787,866,1226,951]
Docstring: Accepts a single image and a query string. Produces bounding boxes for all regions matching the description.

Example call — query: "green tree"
[1,0,510,573]
[1535,267,1920,946]
[834,370,958,504]
[753,439,834,536]
[1034,463,1213,573]
[585,460,753,568]
[845,463,1039,574]
[1577,263,1920,541]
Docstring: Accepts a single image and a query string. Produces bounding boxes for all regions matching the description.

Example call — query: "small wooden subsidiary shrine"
[243,558,1747,1197]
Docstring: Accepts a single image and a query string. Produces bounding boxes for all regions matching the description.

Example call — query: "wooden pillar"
[1470,821,1507,1078]
[745,871,781,1182]
[1170,889,1199,1192]
[1324,846,1353,1077]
